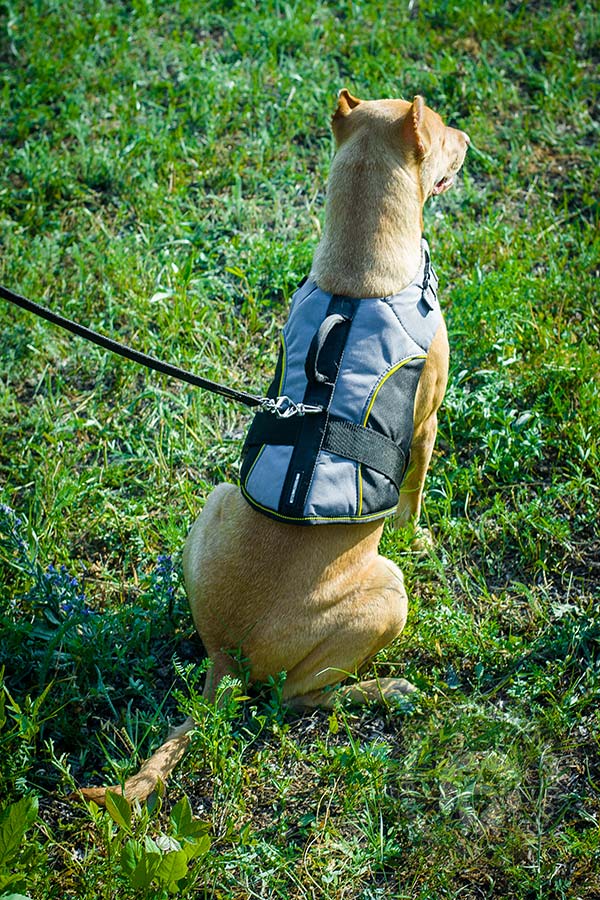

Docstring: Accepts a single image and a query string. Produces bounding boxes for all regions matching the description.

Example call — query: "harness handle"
[304,313,349,385]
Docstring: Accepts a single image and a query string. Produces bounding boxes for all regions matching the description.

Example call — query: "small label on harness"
[288,472,302,505]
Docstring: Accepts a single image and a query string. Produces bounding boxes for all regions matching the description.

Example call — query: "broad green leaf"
[0,894,35,900]
[130,852,162,890]
[143,836,161,855]
[0,798,38,867]
[105,790,131,833]
[155,849,188,887]
[170,796,193,838]
[120,840,142,877]
[170,796,209,841]
[182,834,211,862]
[146,787,161,816]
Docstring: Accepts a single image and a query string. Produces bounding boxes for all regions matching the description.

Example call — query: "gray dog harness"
[240,240,442,524]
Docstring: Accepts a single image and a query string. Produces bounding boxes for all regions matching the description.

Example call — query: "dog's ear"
[331,89,362,144]
[401,95,430,158]
[332,88,362,122]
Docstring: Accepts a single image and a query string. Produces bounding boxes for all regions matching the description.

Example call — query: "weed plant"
[0,1,598,897]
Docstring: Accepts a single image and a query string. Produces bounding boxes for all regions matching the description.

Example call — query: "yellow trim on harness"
[362,355,427,426]
[277,333,287,395]
[357,354,427,516]
[357,462,363,517]
[241,482,396,524]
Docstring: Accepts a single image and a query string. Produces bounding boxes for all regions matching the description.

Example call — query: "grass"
[0,0,599,897]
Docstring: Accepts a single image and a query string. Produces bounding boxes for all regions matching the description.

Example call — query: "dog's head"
[331,89,470,203]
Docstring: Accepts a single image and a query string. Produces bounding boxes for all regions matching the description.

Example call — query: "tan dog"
[80,90,469,805]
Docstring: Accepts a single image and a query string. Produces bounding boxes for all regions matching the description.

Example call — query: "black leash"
[0,284,322,418]
[0,283,263,406]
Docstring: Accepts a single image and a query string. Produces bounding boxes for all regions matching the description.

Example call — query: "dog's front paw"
[391,518,435,553]
[410,525,434,554]
[379,676,418,697]
[345,676,418,704]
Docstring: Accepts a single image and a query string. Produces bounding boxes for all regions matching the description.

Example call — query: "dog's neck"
[310,140,423,299]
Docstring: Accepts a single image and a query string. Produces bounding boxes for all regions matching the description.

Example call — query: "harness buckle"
[259,395,323,418]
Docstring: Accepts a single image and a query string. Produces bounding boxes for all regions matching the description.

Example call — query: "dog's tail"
[76,716,196,806]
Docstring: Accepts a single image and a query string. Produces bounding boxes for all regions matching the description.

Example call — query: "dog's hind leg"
[284,555,413,708]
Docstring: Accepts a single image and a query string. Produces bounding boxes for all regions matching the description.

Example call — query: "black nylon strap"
[244,410,304,447]
[0,284,264,407]
[421,245,431,292]
[278,295,358,517]
[324,418,406,489]
[245,412,406,489]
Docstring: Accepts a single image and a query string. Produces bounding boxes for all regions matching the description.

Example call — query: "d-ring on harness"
[0,284,322,420]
